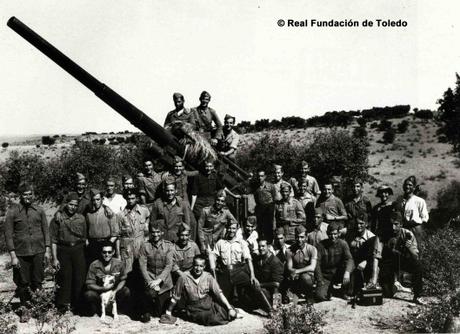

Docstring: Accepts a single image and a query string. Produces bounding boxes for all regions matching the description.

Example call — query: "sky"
[1,1,459,136]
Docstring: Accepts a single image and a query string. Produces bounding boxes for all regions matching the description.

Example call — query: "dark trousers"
[216,264,252,301]
[255,204,274,243]
[55,243,86,310]
[285,272,315,297]
[380,254,423,298]
[185,295,229,326]
[315,270,349,301]
[13,253,44,304]
[142,288,171,317]
[83,286,131,316]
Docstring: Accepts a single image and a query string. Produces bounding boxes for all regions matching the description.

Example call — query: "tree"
[41,136,56,146]
[353,126,367,138]
[437,74,460,152]
[397,120,409,133]
[1,142,9,148]
[382,127,396,144]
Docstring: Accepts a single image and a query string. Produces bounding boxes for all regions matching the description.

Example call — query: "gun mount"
[7,17,251,219]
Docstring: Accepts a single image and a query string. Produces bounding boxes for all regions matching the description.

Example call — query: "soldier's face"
[174,162,184,176]
[392,221,402,234]
[200,95,210,107]
[379,190,390,203]
[244,222,255,235]
[101,246,114,262]
[214,195,226,210]
[178,231,190,246]
[257,172,266,184]
[353,183,362,196]
[92,194,102,209]
[144,161,154,175]
[173,96,184,110]
[126,194,137,207]
[165,185,176,201]
[106,181,115,196]
[226,224,238,238]
[403,181,414,195]
[192,259,206,276]
[204,162,214,175]
[281,188,290,200]
[123,178,134,190]
[299,182,308,195]
[151,229,162,242]
[76,180,86,195]
[258,241,268,256]
[295,232,306,247]
[224,118,234,131]
[357,220,366,233]
[274,234,285,247]
[20,190,33,205]
[274,169,283,182]
[324,184,333,198]
[301,166,310,177]
[328,229,339,242]
[314,214,323,227]
[66,199,78,215]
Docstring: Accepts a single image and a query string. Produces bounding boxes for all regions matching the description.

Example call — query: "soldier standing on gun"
[164,92,196,130]
[191,91,223,144]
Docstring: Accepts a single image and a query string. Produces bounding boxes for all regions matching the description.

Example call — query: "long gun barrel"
[7,17,250,192]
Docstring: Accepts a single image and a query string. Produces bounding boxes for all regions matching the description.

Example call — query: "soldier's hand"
[44,251,52,266]
[210,138,218,146]
[11,257,20,269]
[343,271,351,285]
[228,308,237,319]
[53,259,61,271]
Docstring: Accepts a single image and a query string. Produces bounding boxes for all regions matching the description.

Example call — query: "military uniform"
[197,205,237,251]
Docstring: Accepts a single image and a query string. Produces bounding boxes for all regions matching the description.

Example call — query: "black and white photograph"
[1,1,460,333]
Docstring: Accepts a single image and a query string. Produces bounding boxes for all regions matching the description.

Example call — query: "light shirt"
[213,237,251,266]
[103,194,127,214]
[402,195,429,225]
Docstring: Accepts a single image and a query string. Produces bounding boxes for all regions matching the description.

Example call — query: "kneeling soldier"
[161,255,237,326]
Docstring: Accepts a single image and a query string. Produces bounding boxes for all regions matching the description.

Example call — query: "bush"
[236,129,369,189]
[265,302,325,334]
[0,298,18,334]
[397,120,409,133]
[429,181,460,229]
[377,119,392,132]
[1,143,9,149]
[41,136,56,146]
[353,126,367,138]
[382,128,396,144]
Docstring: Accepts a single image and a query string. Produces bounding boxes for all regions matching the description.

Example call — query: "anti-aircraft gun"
[7,17,251,220]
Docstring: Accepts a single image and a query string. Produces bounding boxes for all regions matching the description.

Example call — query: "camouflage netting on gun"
[170,122,217,165]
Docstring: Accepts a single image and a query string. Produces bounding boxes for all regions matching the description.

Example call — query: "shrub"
[0,298,18,334]
[1,143,9,149]
[377,119,392,131]
[353,126,367,138]
[265,302,325,334]
[397,120,409,133]
[382,128,396,144]
[41,136,56,146]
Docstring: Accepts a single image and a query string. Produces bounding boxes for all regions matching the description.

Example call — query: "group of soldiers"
[2,92,430,326]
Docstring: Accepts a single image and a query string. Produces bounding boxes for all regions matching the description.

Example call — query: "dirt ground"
[0,248,416,334]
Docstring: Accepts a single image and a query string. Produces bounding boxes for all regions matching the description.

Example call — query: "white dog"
[100,275,118,321]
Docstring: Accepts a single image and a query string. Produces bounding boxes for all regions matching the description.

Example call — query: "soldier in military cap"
[164,92,196,130]
[50,192,87,313]
[4,182,51,321]
[191,91,223,143]
[215,114,240,160]
[289,161,321,202]
[138,222,174,322]
[272,164,294,201]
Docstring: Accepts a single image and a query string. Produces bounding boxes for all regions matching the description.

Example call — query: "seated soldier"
[379,211,423,304]
[270,227,290,264]
[198,190,237,253]
[172,223,201,279]
[161,255,238,326]
[237,216,259,256]
[347,213,380,295]
[315,223,354,302]
[83,241,130,317]
[274,183,306,244]
[285,226,318,303]
[210,220,259,308]
[252,239,284,311]
[307,207,329,248]
[138,223,174,322]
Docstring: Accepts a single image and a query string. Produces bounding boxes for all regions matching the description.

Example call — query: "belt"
[58,240,85,247]
[220,262,246,271]
[88,237,109,243]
